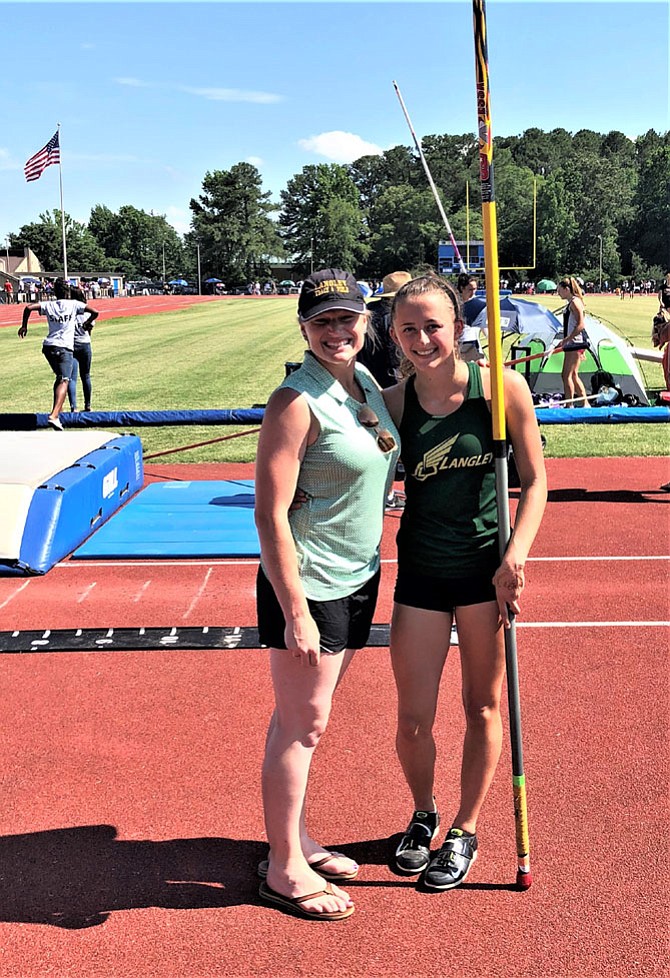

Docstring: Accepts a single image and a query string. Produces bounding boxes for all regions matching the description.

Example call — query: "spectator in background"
[457,273,487,362]
[67,286,96,413]
[358,270,412,511]
[18,278,98,430]
[3,279,13,304]
[557,276,590,407]
[358,271,411,389]
[658,271,670,314]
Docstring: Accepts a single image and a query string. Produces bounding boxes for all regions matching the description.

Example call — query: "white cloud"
[247,156,264,167]
[112,77,283,104]
[298,131,384,163]
[114,77,150,88]
[179,85,282,104]
[80,42,95,50]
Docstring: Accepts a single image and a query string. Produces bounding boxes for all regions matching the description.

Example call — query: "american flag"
[24,131,60,182]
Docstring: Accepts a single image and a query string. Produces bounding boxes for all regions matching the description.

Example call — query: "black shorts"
[394,563,497,613]
[256,566,380,654]
[562,332,589,352]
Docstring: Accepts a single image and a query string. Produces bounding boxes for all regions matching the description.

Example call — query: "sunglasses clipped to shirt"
[357,404,397,454]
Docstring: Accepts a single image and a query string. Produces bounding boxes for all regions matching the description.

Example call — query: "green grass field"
[2,294,667,462]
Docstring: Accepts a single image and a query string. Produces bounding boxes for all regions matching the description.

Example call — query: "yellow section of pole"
[481,202,505,441]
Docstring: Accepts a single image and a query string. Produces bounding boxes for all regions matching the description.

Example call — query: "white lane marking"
[0,581,31,609]
[52,555,670,569]
[527,556,670,562]
[132,580,152,603]
[182,567,213,620]
[517,621,669,628]
[77,583,97,603]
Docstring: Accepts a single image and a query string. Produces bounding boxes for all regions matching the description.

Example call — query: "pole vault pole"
[393,80,467,274]
[472,0,532,890]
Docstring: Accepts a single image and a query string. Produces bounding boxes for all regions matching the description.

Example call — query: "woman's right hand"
[288,487,309,513]
[284,613,322,667]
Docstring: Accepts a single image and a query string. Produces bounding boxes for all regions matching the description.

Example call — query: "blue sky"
[1,1,668,244]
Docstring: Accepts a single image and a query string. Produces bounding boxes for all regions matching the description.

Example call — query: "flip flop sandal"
[258,880,355,921]
[257,851,359,881]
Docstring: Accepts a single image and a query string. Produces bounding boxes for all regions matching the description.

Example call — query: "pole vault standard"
[392,80,467,274]
[472,0,532,890]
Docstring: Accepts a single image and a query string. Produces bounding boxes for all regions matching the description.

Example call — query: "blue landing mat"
[72,480,259,559]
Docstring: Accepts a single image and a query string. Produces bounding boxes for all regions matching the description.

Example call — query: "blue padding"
[7,435,144,575]
[536,406,669,424]
[72,480,259,559]
[36,409,265,428]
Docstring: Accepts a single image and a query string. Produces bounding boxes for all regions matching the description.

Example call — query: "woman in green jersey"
[383,275,547,890]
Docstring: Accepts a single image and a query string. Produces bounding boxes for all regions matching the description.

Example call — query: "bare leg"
[563,351,589,406]
[49,378,69,421]
[561,360,575,403]
[262,648,355,914]
[298,650,358,873]
[390,603,451,812]
[451,602,506,832]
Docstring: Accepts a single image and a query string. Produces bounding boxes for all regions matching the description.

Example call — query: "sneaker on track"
[394,809,440,875]
[423,827,478,890]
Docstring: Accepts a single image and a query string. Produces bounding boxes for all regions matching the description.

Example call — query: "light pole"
[310,236,314,275]
[162,241,166,283]
[597,235,603,293]
[196,242,202,295]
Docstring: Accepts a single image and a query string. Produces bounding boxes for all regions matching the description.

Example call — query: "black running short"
[256,566,380,654]
[394,562,498,613]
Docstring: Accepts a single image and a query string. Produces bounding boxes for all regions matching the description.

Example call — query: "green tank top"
[397,361,498,577]
[266,351,400,601]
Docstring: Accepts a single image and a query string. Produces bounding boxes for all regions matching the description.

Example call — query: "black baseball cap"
[298,268,366,321]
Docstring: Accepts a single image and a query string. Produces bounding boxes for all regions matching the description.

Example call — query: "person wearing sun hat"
[254,267,400,921]
[358,271,412,389]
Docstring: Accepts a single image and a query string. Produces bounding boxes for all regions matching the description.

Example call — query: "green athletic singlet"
[397,361,498,577]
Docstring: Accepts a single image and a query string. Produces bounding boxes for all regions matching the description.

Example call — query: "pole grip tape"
[513,775,530,863]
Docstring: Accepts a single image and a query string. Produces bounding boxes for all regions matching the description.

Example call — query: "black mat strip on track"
[0,624,394,654]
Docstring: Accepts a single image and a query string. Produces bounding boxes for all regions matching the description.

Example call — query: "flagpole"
[57,123,68,279]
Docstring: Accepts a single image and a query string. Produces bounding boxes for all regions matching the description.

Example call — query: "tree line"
[9,127,669,288]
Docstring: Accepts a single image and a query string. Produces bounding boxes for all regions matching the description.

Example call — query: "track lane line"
[132,580,152,603]
[50,554,670,569]
[0,581,31,609]
[182,567,213,620]
[76,582,97,603]
[517,620,669,628]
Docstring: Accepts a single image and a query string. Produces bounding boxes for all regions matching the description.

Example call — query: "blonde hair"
[558,276,584,299]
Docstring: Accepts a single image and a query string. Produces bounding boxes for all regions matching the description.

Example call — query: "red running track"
[0,293,295,329]
[0,457,667,977]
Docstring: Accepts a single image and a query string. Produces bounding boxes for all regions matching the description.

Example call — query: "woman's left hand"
[492,557,525,627]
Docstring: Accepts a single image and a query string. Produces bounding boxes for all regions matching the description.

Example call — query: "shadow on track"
[0,828,518,927]
[0,825,269,928]
[510,488,668,504]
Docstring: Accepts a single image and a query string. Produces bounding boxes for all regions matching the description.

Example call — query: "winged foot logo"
[413,434,493,482]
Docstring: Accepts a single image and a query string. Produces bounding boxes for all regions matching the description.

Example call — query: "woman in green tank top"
[382,275,547,890]
[254,269,400,921]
